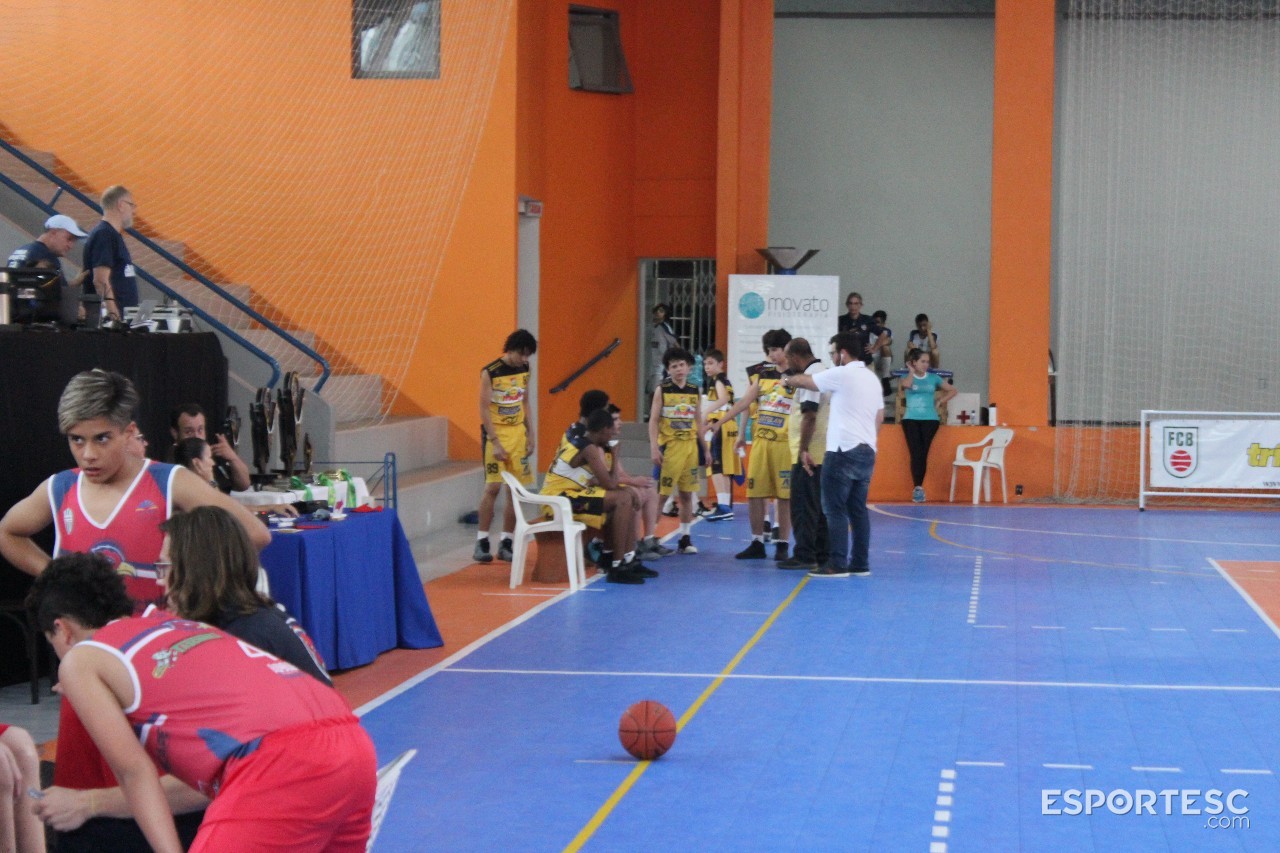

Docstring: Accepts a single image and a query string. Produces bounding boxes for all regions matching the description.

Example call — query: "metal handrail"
[0,140,331,391]
[0,169,282,386]
[550,337,621,393]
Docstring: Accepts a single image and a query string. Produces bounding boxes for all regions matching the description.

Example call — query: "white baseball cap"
[44,214,88,238]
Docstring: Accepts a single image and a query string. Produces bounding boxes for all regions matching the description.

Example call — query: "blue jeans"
[821,444,876,571]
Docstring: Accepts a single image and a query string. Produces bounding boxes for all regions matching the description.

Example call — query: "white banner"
[727,274,840,397]
[1149,419,1280,489]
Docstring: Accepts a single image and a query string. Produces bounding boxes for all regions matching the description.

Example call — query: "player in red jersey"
[27,553,376,853]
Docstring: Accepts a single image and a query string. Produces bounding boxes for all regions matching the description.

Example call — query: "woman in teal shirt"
[899,348,957,502]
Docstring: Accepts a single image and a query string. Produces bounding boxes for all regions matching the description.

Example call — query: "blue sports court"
[360,505,1280,852]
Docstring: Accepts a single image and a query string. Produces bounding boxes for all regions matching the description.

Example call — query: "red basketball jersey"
[83,613,355,797]
[49,461,175,611]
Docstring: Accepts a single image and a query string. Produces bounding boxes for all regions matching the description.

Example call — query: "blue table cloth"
[260,509,442,670]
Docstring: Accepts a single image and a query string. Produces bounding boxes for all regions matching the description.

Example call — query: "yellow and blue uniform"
[747,365,796,499]
[482,357,533,485]
[656,380,701,496]
[540,433,607,528]
[704,373,741,477]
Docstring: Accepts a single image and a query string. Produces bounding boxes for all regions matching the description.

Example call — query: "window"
[568,6,632,94]
[353,1,441,79]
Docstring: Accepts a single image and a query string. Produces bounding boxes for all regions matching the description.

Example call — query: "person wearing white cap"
[6,213,88,277]
[82,185,139,320]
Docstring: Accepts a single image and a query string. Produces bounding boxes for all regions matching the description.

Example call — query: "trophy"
[222,406,241,450]
[249,387,276,486]
[303,433,314,478]
[277,371,305,477]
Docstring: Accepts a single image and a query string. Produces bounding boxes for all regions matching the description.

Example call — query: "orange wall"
[0,1,517,430]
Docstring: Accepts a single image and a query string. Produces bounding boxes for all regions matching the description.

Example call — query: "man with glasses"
[83,185,140,319]
[836,292,887,366]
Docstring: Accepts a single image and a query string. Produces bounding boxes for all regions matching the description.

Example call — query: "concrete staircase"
[0,143,483,581]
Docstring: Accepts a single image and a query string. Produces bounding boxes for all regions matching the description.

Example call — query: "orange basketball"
[618,700,677,760]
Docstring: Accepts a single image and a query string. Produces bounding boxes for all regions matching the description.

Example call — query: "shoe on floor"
[912,486,925,503]
[777,557,816,571]
[808,565,851,578]
[643,537,674,557]
[606,567,645,584]
[496,540,514,562]
[774,542,789,562]
[849,567,871,577]
[705,505,734,522]
[678,535,698,555]
[623,557,658,578]
[472,539,493,564]
[735,540,767,560]
[662,504,680,517]
[693,503,712,517]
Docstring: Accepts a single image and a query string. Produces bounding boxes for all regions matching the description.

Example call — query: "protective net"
[0,1,513,422]
[1054,0,1280,501]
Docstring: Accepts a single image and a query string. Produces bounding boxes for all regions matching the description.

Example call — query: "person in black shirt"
[82,185,139,319]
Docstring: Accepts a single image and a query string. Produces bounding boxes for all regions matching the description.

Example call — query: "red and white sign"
[1149,419,1280,489]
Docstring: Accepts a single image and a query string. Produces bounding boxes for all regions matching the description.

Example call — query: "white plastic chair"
[500,471,587,591]
[949,428,1014,505]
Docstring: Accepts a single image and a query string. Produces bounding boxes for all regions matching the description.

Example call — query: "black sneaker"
[808,566,851,578]
[497,540,514,562]
[662,504,680,518]
[472,539,493,563]
[735,540,767,560]
[678,535,698,555]
[606,567,645,584]
[623,558,659,578]
[777,558,816,571]
[774,542,789,562]
[849,567,871,577]
[693,503,712,517]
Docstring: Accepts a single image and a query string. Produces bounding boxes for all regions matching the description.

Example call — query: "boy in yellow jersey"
[715,329,796,561]
[542,409,655,584]
[648,346,707,555]
[700,348,740,522]
[475,329,537,564]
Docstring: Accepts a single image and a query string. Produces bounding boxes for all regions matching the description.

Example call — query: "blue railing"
[0,141,331,391]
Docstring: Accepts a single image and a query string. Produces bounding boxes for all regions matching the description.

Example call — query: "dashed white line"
[481,592,560,597]
[971,625,1007,629]
[1132,766,1182,773]
[956,761,1005,767]
[1091,627,1126,632]
[1211,628,1247,634]
[1221,768,1273,775]
[967,556,984,625]
[1150,628,1187,632]
[1044,763,1093,770]
[1032,625,1065,630]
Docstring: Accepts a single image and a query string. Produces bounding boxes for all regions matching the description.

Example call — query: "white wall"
[770,17,994,399]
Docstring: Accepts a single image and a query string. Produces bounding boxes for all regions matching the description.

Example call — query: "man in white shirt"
[782,331,883,577]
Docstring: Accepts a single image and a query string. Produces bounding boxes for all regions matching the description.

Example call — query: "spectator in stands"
[778,338,830,571]
[647,303,679,402]
[0,723,44,853]
[542,409,654,584]
[169,404,251,492]
[26,553,376,852]
[82,185,139,319]
[872,309,894,397]
[475,330,537,564]
[648,346,707,556]
[898,348,957,502]
[908,314,941,367]
[837,292,887,365]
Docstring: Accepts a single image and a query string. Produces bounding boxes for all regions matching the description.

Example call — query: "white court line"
[1091,627,1126,631]
[1132,766,1182,773]
[1212,628,1247,633]
[967,556,984,625]
[440,667,1280,693]
[1248,569,1276,574]
[956,761,1005,767]
[1151,581,1168,584]
[871,504,1280,549]
[1032,625,1065,630]
[1221,768,1273,775]
[884,549,905,554]
[1150,628,1187,632]
[1208,558,1280,643]
[1044,763,1093,770]
[971,625,1007,629]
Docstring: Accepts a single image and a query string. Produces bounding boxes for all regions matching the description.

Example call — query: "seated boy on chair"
[541,410,655,585]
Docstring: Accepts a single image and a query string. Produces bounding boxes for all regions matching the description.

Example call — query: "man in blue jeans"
[781,331,883,577]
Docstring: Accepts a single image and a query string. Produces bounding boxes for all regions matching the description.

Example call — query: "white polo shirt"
[812,360,884,452]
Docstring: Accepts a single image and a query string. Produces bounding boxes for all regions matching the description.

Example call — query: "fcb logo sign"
[1162,426,1198,478]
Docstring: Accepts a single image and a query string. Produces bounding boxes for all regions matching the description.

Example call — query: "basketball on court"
[618,700,677,760]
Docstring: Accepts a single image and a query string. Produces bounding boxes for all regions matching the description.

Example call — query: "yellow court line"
[927,521,1211,578]
[562,576,811,853]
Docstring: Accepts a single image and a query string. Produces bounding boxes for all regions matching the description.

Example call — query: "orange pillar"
[715,0,772,347]
[989,0,1055,427]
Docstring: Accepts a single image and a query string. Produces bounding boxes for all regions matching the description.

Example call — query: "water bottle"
[988,403,998,426]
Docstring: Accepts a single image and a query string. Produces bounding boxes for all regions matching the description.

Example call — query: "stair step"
[387,460,482,541]
[163,278,254,328]
[126,236,187,274]
[334,415,448,471]
[242,329,321,374]
[302,373,383,425]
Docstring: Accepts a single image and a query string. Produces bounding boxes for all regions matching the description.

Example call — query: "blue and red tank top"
[81,612,354,797]
[48,461,176,611]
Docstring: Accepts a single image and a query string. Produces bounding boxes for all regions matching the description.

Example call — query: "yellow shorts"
[746,437,791,499]
[658,438,699,496]
[542,487,607,529]
[483,425,533,485]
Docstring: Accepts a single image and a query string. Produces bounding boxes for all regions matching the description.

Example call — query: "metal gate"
[638,258,716,413]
